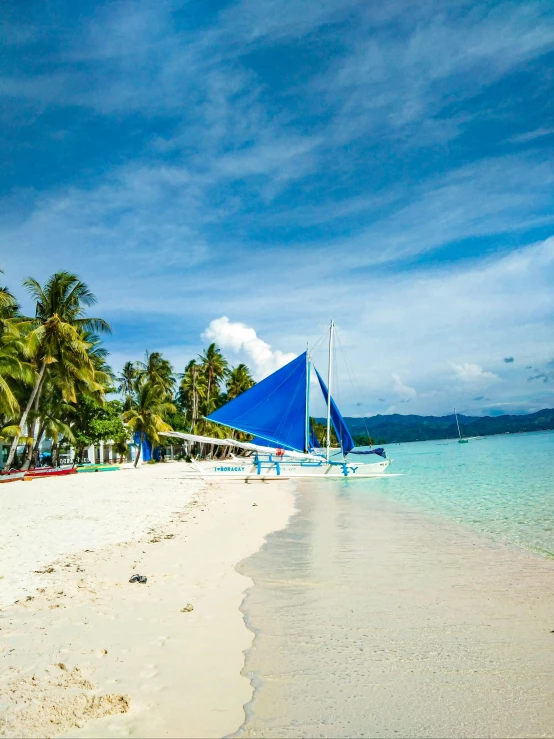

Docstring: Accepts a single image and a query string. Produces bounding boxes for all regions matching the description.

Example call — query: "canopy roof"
[159,431,231,446]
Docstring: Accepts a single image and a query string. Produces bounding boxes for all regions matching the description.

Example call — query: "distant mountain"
[315,408,554,444]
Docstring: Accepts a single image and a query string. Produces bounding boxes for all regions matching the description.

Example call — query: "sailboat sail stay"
[163,322,395,479]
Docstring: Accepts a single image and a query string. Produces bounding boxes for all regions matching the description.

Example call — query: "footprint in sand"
[139,665,159,679]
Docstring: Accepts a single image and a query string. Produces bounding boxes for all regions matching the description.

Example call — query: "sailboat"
[162,322,395,480]
[454,408,468,443]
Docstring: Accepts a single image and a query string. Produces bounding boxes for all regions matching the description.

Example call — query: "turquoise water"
[234,431,554,737]
[364,431,554,555]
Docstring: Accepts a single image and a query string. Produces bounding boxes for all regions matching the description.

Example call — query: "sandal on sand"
[129,574,140,583]
[137,575,147,584]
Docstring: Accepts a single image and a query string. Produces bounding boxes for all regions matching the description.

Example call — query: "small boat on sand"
[77,464,120,473]
[25,466,77,479]
[0,471,25,483]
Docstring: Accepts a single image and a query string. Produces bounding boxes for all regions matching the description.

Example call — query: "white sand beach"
[0,464,295,738]
[3,464,554,739]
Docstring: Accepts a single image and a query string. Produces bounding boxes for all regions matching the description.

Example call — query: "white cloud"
[201,316,296,379]
[509,127,554,144]
[392,373,417,400]
[452,363,500,385]
[317,1,554,145]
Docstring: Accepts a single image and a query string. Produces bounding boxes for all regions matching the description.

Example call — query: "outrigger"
[162,322,398,480]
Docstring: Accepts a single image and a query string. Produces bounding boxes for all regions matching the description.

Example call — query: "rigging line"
[308,330,326,356]
[334,328,373,447]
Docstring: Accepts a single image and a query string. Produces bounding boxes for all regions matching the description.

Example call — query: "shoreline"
[4,461,554,738]
[234,480,554,738]
[0,464,296,738]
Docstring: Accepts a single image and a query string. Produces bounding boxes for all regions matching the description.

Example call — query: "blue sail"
[250,436,279,448]
[310,424,321,449]
[208,353,308,451]
[314,368,355,454]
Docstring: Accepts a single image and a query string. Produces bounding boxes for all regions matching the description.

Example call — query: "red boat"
[24,465,77,479]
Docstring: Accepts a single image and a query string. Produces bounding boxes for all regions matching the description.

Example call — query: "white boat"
[162,322,397,480]
[0,470,25,484]
[159,434,392,479]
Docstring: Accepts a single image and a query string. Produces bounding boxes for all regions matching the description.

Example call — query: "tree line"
[0,270,256,470]
[0,269,347,471]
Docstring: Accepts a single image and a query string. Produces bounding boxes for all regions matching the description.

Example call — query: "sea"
[233,431,554,738]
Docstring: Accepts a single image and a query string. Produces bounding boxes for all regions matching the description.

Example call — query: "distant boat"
[455,408,469,443]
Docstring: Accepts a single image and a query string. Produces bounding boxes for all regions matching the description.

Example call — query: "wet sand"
[236,480,554,738]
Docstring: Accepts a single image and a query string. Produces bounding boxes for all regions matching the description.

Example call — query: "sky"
[1,0,554,417]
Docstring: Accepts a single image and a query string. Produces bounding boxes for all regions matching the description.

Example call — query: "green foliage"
[198,343,229,415]
[352,433,377,446]
[226,364,254,400]
[122,378,175,467]
[165,408,188,432]
[72,396,126,457]
[1,270,114,469]
[137,351,175,399]
[310,418,338,447]
[0,266,262,468]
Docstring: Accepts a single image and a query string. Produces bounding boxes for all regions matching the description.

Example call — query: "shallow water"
[235,432,554,737]
[361,431,554,556]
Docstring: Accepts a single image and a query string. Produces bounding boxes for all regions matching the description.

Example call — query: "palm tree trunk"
[134,432,143,468]
[51,440,59,467]
[192,387,198,433]
[22,418,37,470]
[31,422,45,467]
[22,390,43,470]
[5,360,47,469]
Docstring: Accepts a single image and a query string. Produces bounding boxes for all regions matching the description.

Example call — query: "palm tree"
[179,360,206,432]
[198,343,228,414]
[226,364,255,400]
[0,325,34,422]
[122,378,175,467]
[0,269,19,320]
[117,361,139,408]
[37,393,76,466]
[0,281,35,431]
[5,272,111,469]
[137,351,175,399]
[113,437,129,463]
[0,287,13,311]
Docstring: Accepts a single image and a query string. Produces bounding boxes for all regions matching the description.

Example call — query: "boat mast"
[326,320,334,462]
[454,408,462,439]
[305,344,310,453]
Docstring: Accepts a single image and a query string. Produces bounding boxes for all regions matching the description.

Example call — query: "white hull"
[181,458,395,480]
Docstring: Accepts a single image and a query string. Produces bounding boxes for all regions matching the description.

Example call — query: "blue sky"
[1,0,554,416]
